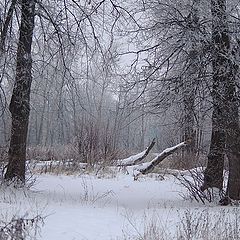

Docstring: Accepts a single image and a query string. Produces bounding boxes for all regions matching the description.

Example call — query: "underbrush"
[26,143,132,178]
[121,208,240,240]
[0,183,45,240]
[26,144,125,166]
[0,215,44,240]
[29,159,119,179]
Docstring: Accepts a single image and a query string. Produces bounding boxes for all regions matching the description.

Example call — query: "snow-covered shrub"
[26,144,79,162]
[27,142,124,174]
[0,215,44,240]
[176,168,225,204]
[177,209,240,240]
[122,208,240,240]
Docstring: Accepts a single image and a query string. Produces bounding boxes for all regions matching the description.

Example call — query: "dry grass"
[120,208,240,240]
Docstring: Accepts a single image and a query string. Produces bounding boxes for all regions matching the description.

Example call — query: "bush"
[0,215,44,240]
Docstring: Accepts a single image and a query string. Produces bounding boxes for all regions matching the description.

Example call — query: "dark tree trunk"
[201,108,225,191]
[5,0,35,183]
[211,0,240,201]
[224,64,240,200]
[202,0,229,191]
[202,0,240,201]
[226,122,240,201]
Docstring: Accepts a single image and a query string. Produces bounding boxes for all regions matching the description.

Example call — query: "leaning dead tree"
[117,139,189,180]
[133,141,190,180]
[117,138,156,166]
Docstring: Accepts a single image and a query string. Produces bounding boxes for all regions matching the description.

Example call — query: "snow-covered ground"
[0,169,240,240]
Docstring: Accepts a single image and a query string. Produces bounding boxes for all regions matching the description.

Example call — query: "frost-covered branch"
[133,140,190,180]
[117,138,156,166]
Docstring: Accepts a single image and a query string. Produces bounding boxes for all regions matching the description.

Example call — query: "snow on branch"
[117,138,156,166]
[133,140,190,180]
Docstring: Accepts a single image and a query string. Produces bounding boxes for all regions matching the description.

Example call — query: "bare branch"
[0,0,17,52]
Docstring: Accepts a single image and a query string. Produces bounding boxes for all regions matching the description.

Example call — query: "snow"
[0,169,240,239]
[35,173,188,239]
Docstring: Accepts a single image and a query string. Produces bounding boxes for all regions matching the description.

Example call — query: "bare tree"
[5,0,36,182]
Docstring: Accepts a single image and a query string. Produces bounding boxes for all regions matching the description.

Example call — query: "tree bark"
[202,0,229,191]
[201,108,225,191]
[5,0,35,183]
[224,65,240,200]
[202,0,240,202]
[211,0,240,201]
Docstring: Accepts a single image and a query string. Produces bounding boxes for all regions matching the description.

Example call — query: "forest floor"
[0,164,240,240]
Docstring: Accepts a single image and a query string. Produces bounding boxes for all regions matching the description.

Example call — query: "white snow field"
[0,168,240,240]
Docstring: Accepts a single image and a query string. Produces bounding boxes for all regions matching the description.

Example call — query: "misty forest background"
[0,0,239,171]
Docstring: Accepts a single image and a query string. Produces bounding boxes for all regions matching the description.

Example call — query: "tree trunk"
[224,65,240,200]
[202,0,240,201]
[5,0,35,183]
[202,0,229,191]
[211,0,240,201]
[201,108,225,191]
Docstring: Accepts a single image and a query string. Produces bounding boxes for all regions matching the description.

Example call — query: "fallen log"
[117,138,156,166]
[133,140,190,180]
